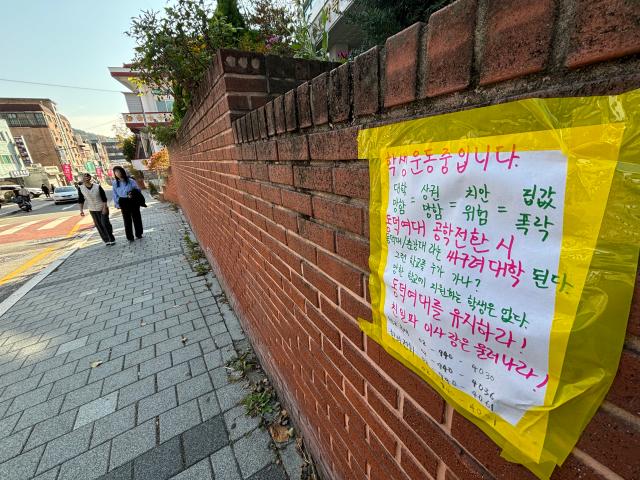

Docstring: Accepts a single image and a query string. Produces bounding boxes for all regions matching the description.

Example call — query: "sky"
[1,0,168,137]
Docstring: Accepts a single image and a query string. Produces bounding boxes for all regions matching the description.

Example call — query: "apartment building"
[0,98,80,182]
[108,65,173,160]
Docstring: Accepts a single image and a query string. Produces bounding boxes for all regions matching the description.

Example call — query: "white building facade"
[108,65,173,160]
[0,119,27,180]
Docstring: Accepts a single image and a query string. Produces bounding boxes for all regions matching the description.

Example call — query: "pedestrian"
[78,173,115,246]
[112,166,144,242]
[41,183,50,198]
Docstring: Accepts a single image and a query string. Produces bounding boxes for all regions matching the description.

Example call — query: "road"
[0,189,117,303]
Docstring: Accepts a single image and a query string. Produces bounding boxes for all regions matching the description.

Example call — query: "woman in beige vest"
[78,173,115,245]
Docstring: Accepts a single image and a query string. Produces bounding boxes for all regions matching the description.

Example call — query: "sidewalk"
[0,202,295,480]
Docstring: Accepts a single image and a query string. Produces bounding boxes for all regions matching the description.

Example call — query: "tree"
[243,0,295,56]
[128,0,240,125]
[216,0,245,29]
[119,135,137,162]
[147,148,170,172]
[345,0,453,53]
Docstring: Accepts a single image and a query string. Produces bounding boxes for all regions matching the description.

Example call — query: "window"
[0,112,46,127]
[155,97,173,112]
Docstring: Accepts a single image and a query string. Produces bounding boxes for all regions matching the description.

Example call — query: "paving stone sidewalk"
[0,202,299,480]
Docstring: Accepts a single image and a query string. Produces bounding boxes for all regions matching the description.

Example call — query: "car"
[52,186,79,204]
[26,187,43,198]
[0,184,21,202]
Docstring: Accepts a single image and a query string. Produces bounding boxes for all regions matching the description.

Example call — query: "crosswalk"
[0,215,98,241]
[0,220,40,236]
[37,217,69,230]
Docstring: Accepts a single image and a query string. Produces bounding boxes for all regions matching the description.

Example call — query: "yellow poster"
[358,90,640,478]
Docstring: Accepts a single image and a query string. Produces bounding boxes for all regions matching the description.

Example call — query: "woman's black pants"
[119,198,143,240]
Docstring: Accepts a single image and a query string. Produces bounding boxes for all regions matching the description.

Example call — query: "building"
[304,0,362,59]
[108,65,173,160]
[0,98,79,183]
[102,140,127,168]
[13,135,33,166]
[0,119,27,181]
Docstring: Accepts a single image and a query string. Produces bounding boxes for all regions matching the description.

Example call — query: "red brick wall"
[169,1,640,479]
[161,173,179,204]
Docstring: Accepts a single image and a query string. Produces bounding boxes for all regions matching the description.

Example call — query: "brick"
[241,143,257,161]
[353,46,380,116]
[118,376,156,408]
[340,288,372,323]
[567,0,640,68]
[177,373,213,404]
[226,94,250,111]
[298,218,335,252]
[75,391,118,428]
[261,184,283,205]
[264,101,276,137]
[294,165,332,192]
[254,140,277,161]
[336,232,369,271]
[233,427,275,478]
[58,442,109,480]
[607,349,639,412]
[134,436,183,479]
[210,446,242,480]
[450,412,539,479]
[157,363,191,391]
[320,298,364,349]
[332,163,370,200]
[139,388,178,422]
[25,409,76,450]
[257,106,268,139]
[268,164,293,185]
[329,63,351,122]
[287,232,317,263]
[317,251,363,295]
[384,23,423,107]
[272,206,298,231]
[223,75,267,93]
[0,445,45,480]
[183,416,227,466]
[310,72,329,125]
[400,399,480,479]
[303,262,338,304]
[424,0,476,97]
[159,399,201,442]
[273,96,286,134]
[0,428,32,465]
[308,127,359,161]
[91,405,136,448]
[109,420,156,470]
[284,90,297,132]
[296,82,312,128]
[312,196,363,235]
[250,110,260,140]
[576,408,640,479]
[277,135,308,161]
[368,340,445,423]
[281,190,312,216]
[36,423,92,474]
[480,0,555,85]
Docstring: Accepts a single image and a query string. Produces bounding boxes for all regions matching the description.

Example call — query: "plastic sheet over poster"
[358,89,640,478]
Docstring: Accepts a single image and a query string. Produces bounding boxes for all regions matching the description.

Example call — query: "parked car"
[26,187,43,198]
[52,186,79,204]
[0,184,21,202]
